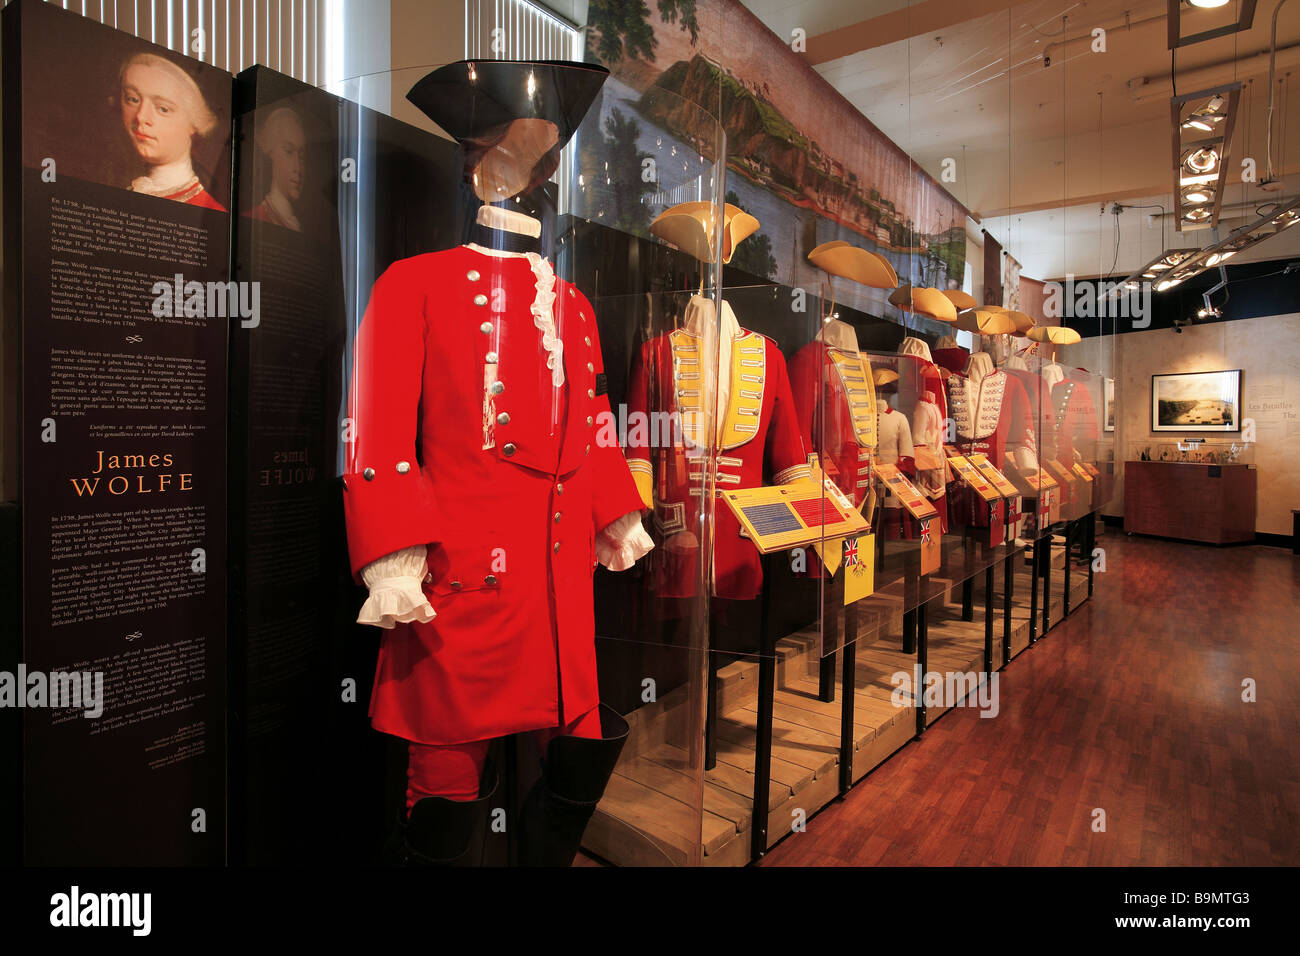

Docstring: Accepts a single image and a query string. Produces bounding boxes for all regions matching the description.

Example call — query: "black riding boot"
[518,705,629,867]
[385,760,499,866]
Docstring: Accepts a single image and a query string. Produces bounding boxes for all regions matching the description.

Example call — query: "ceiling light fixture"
[1171,83,1241,231]
[1167,0,1257,49]
[1114,196,1300,293]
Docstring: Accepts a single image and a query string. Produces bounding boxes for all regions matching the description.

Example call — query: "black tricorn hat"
[406,59,610,148]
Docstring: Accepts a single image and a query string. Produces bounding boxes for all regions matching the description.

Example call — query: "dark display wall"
[3,0,230,864]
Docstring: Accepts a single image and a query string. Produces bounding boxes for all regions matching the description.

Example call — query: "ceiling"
[741,0,1300,277]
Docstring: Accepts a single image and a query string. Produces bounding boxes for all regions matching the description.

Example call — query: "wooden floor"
[758,533,1300,866]
[582,531,1094,866]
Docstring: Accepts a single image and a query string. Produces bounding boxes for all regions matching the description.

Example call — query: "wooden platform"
[584,530,1095,866]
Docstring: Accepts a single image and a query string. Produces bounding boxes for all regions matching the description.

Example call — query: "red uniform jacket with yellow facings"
[788,336,877,510]
[343,246,644,746]
[626,322,809,601]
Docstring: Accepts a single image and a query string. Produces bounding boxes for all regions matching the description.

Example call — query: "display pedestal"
[1124,461,1256,544]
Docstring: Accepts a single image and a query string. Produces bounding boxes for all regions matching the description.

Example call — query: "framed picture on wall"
[1151,369,1242,432]
[1103,378,1115,432]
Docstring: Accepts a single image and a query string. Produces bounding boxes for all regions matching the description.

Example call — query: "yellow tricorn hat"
[890,285,958,323]
[807,241,899,289]
[940,289,979,311]
[1002,310,1037,335]
[872,367,899,387]
[649,201,760,264]
[955,309,1017,335]
[1026,325,1081,345]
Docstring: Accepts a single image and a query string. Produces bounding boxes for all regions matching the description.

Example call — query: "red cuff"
[343,465,439,580]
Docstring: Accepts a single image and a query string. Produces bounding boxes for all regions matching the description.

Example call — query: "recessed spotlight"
[1184,148,1219,175]
[1183,189,1211,204]
[1189,0,1229,7]
[1185,208,1212,222]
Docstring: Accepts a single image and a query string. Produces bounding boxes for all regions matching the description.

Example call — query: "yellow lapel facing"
[828,348,877,450]
[722,332,765,451]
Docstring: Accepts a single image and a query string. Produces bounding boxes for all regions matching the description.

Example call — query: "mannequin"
[789,240,897,518]
[790,241,897,656]
[628,203,809,600]
[345,60,653,866]
[789,317,877,511]
[910,390,945,498]
[896,336,948,534]
[983,332,1014,366]
[931,334,970,377]
[944,351,1008,528]
[947,352,1007,444]
[1053,368,1101,466]
[997,353,1039,473]
[874,368,915,540]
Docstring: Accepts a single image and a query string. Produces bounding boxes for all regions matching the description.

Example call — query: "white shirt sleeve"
[356,544,436,629]
[595,511,655,571]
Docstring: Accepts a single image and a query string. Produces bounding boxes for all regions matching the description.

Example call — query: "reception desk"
[1124,460,1257,544]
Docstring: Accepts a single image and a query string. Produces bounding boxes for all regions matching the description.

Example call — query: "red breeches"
[405,706,604,808]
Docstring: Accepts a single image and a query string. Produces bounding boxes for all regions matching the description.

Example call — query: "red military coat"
[1053,375,1100,465]
[343,245,646,746]
[788,329,877,509]
[999,371,1037,470]
[1006,367,1058,464]
[626,304,808,600]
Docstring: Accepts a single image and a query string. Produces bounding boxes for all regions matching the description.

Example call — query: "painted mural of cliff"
[582,0,967,299]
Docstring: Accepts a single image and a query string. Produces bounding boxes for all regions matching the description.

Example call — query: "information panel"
[3,0,229,864]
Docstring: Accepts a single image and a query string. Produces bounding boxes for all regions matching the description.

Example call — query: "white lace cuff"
[1012,446,1040,474]
[596,511,655,571]
[358,544,436,629]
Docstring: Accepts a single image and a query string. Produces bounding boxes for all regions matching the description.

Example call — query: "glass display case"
[1127,437,1256,466]
[227,31,1123,868]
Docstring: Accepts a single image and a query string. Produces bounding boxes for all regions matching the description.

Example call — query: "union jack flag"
[920,519,932,544]
[843,537,859,567]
